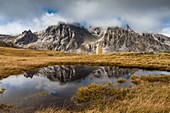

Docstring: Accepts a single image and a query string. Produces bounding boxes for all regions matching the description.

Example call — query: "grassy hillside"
[0,47,170,78]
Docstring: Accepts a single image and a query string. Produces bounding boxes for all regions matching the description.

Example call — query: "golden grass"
[0,47,77,78]
[117,78,127,83]
[1,47,169,112]
[77,83,126,103]
[140,74,170,83]
[36,84,170,113]
[0,47,170,79]
[35,108,68,113]
[0,104,15,111]
[36,75,170,113]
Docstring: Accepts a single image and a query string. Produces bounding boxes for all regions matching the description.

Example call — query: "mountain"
[32,22,99,51]
[0,22,170,53]
[0,40,8,47]
[95,27,170,53]
[0,34,15,47]
[14,30,38,48]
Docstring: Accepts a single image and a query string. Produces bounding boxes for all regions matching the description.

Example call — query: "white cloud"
[0,0,170,36]
[0,21,29,35]
[124,14,162,33]
[161,27,170,37]
[0,13,71,35]
[29,13,71,32]
[88,19,123,28]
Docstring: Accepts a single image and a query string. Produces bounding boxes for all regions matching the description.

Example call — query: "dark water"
[0,65,170,112]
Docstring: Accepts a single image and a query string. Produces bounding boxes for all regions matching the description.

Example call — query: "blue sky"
[0,0,170,36]
[44,8,57,14]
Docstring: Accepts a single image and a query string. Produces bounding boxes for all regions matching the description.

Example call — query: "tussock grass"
[77,83,127,102]
[131,78,142,85]
[131,75,139,80]
[117,78,126,83]
[0,104,15,111]
[35,108,68,113]
[131,75,141,84]
[36,75,170,113]
[1,47,170,79]
[140,74,170,83]
[131,74,170,84]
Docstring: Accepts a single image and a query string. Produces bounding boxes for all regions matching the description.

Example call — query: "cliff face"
[0,34,15,47]
[32,23,98,52]
[0,22,170,53]
[96,27,170,53]
[14,30,38,48]
[0,40,8,47]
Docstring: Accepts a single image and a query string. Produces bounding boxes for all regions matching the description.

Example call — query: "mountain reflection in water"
[0,65,170,113]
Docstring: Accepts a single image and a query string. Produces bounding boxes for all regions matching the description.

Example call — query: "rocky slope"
[95,27,170,53]
[29,22,99,52]
[0,22,170,53]
[14,30,38,48]
[0,34,15,47]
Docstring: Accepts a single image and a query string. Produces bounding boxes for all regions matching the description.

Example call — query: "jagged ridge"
[0,22,170,53]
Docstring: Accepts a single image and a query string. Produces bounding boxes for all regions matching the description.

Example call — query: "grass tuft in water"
[131,75,139,80]
[131,75,141,84]
[117,78,126,83]
[36,75,170,113]
[77,83,128,103]
[0,88,6,94]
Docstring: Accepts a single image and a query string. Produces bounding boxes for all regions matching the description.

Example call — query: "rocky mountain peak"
[35,22,98,51]
[14,30,38,47]
[22,30,32,35]
[96,26,170,53]
[89,26,106,37]
[1,22,170,53]
[125,24,134,32]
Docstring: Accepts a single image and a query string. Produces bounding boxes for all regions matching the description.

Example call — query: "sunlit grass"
[117,78,126,83]
[0,104,15,111]
[0,47,170,79]
[140,74,170,83]
[77,83,127,103]
[1,47,169,112]
[36,75,170,113]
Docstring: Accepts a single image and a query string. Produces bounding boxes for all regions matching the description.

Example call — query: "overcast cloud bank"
[0,0,170,36]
